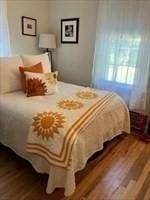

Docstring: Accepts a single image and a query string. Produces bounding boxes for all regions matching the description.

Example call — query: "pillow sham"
[25,71,58,97]
[19,62,43,93]
[21,53,51,73]
[0,56,23,94]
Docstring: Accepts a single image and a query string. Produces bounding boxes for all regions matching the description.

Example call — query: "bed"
[0,81,130,196]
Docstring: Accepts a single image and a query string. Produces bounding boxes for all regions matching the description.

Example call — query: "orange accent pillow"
[19,62,43,92]
[24,71,58,97]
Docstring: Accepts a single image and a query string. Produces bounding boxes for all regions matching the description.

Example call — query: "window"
[106,34,141,85]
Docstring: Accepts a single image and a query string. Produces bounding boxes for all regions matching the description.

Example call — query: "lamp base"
[43,49,54,72]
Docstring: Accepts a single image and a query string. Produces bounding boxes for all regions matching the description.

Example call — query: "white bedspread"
[0,82,130,196]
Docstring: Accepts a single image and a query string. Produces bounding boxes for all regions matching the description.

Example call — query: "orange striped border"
[27,93,114,167]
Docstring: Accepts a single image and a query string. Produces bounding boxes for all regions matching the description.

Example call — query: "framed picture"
[61,18,79,43]
[22,16,37,36]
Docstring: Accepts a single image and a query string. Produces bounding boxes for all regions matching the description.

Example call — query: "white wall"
[7,0,50,55]
[49,0,98,86]
[7,0,98,86]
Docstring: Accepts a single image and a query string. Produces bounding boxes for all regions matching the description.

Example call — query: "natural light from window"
[107,35,141,85]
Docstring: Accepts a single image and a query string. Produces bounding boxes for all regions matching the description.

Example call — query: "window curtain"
[0,0,11,56]
[92,0,150,113]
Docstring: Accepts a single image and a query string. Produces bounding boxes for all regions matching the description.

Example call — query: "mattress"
[0,81,130,196]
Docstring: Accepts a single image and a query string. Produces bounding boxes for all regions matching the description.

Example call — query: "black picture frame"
[22,16,37,37]
[61,18,79,43]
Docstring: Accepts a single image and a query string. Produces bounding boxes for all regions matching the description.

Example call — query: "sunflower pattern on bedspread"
[26,89,115,168]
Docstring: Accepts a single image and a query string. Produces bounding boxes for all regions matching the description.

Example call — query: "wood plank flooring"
[0,134,149,200]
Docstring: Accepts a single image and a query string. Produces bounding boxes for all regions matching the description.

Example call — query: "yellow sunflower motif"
[32,112,65,140]
[46,72,58,85]
[76,91,98,99]
[58,100,83,110]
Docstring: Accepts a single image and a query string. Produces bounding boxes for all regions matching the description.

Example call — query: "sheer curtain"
[0,0,11,56]
[92,0,150,113]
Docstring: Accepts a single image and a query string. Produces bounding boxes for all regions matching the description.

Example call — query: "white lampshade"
[39,33,56,49]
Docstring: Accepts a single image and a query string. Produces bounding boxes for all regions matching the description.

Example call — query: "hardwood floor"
[0,134,149,200]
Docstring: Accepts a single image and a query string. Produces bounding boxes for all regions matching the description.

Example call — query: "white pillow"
[0,56,23,94]
[21,53,51,73]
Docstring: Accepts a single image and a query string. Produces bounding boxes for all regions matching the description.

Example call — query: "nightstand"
[130,111,150,142]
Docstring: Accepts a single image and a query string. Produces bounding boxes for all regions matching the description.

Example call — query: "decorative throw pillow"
[21,53,51,73]
[24,71,58,97]
[19,62,43,93]
[0,56,23,94]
